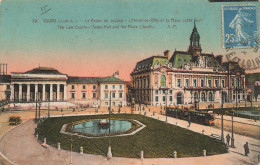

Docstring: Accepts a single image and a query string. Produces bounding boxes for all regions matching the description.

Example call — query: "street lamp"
[221,90,224,142]
[159,87,169,122]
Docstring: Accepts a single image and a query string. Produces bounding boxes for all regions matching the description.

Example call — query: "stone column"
[42,84,46,101]
[10,84,14,101]
[27,84,30,101]
[57,84,60,101]
[50,84,53,101]
[35,84,38,101]
[64,84,67,101]
[19,84,22,101]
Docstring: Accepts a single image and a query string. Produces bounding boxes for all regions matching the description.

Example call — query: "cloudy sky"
[0,0,259,80]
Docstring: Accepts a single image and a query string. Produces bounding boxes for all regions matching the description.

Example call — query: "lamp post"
[221,90,224,142]
[107,91,112,159]
[159,87,169,122]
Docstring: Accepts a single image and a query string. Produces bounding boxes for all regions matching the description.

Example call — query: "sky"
[0,0,259,80]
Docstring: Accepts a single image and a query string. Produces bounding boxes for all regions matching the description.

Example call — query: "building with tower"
[131,23,246,107]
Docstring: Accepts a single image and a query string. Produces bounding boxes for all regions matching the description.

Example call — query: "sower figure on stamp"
[226,133,230,146]
[243,142,249,156]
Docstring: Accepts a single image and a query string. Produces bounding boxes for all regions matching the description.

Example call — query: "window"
[155,96,158,102]
[160,75,166,87]
[119,92,122,98]
[163,96,166,101]
[105,102,108,105]
[105,93,108,99]
[112,85,115,89]
[201,79,204,87]
[177,79,181,87]
[71,93,75,99]
[72,85,75,90]
[208,79,212,87]
[82,92,86,98]
[222,80,225,88]
[105,85,108,89]
[169,96,172,101]
[112,92,115,98]
[155,90,159,95]
[119,85,122,89]
[185,79,189,87]
[83,85,85,89]
[215,80,218,87]
[193,79,197,87]
[93,92,96,98]
[93,85,96,90]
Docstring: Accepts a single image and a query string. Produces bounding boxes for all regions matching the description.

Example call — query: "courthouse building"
[0,67,126,108]
[131,23,246,106]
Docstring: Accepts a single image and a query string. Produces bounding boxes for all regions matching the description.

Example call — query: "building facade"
[131,23,246,106]
[0,68,126,108]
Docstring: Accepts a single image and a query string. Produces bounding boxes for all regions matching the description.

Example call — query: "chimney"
[216,55,223,65]
[164,50,170,60]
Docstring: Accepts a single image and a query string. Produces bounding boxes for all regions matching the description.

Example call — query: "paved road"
[0,108,259,165]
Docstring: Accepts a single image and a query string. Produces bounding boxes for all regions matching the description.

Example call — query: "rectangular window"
[72,85,75,90]
[170,96,172,101]
[112,85,115,89]
[105,93,108,99]
[193,79,197,87]
[222,80,225,88]
[119,85,122,89]
[82,92,86,98]
[83,85,85,89]
[185,79,189,87]
[208,80,211,87]
[93,93,96,98]
[112,92,115,98]
[71,93,75,99]
[177,79,181,87]
[201,79,204,87]
[105,85,108,89]
[215,80,219,87]
[119,92,122,98]
[155,96,158,102]
[93,85,96,90]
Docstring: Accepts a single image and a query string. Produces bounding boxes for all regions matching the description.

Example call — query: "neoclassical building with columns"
[131,23,246,106]
[0,67,126,108]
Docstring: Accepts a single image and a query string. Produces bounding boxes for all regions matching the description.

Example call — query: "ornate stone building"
[131,23,246,106]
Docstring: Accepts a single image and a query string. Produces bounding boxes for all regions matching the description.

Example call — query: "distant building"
[131,23,246,106]
[0,68,126,108]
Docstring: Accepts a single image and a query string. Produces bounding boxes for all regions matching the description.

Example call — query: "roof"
[68,77,101,84]
[24,67,63,75]
[68,76,125,84]
[0,75,11,83]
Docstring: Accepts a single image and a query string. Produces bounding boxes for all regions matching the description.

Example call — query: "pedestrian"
[226,134,230,146]
[243,142,249,156]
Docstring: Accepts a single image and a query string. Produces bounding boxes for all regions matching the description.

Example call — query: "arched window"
[194,92,198,101]
[201,92,205,102]
[209,92,213,101]
[160,75,166,87]
[235,78,239,87]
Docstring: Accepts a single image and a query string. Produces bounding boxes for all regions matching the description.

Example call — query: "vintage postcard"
[0,0,259,165]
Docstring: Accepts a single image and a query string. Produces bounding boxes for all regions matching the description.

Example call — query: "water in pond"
[72,120,133,135]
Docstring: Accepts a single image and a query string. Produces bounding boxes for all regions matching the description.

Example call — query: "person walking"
[226,134,231,146]
[244,142,249,156]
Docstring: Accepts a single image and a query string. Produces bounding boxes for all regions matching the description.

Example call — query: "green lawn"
[36,114,227,158]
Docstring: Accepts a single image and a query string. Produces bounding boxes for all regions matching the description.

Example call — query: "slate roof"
[25,67,63,75]
[0,75,11,83]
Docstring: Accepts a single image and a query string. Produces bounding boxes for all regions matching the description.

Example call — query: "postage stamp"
[222,4,258,48]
